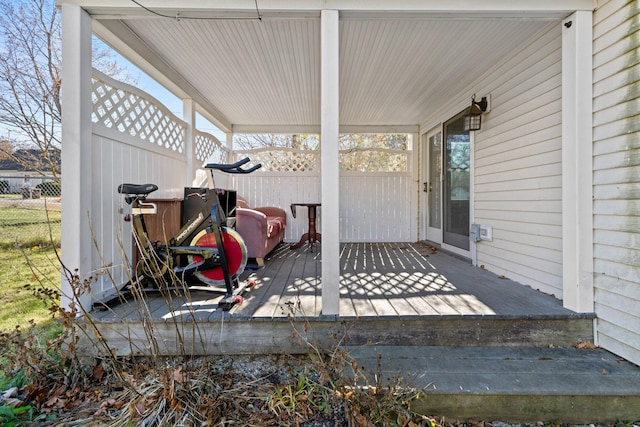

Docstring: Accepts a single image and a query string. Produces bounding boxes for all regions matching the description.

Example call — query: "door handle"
[423,182,432,193]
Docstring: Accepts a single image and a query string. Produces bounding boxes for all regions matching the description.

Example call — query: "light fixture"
[463,95,488,131]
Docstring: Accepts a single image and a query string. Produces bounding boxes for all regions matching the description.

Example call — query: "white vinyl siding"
[472,24,564,298]
[592,0,640,366]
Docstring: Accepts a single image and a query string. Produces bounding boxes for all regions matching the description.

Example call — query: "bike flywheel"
[188,227,248,286]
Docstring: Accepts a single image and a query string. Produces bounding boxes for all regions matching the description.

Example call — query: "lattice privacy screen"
[91,76,186,154]
[240,149,319,172]
[238,148,409,173]
[91,74,410,172]
[339,149,408,172]
[195,131,228,163]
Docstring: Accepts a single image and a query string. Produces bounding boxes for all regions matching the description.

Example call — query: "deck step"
[330,315,595,348]
[80,314,596,357]
[347,345,640,424]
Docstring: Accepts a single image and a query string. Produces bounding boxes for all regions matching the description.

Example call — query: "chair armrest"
[236,207,268,235]
[253,207,287,225]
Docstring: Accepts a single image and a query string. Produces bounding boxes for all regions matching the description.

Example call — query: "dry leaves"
[574,340,598,349]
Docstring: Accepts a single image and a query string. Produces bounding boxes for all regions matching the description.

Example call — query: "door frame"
[420,126,443,244]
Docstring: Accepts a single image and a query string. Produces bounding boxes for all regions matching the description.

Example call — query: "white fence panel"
[232,147,416,243]
[90,128,187,301]
[340,173,415,242]
[234,172,320,243]
[232,171,415,243]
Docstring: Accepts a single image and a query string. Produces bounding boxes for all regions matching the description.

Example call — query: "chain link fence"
[0,175,61,248]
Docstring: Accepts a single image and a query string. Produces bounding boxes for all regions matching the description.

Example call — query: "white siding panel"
[469,24,564,297]
[597,316,640,365]
[594,71,640,110]
[592,0,640,366]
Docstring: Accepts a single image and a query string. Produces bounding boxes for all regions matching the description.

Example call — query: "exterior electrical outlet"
[480,225,493,241]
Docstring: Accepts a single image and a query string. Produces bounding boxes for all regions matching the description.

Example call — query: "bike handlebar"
[205,157,261,174]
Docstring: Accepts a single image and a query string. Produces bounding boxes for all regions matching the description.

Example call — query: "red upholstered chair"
[235,196,287,266]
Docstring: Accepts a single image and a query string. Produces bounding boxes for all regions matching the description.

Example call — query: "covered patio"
[59,0,600,360]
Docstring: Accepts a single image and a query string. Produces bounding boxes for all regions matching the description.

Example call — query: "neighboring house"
[0,149,60,193]
[58,0,639,365]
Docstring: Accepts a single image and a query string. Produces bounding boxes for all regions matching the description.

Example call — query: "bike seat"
[117,183,158,196]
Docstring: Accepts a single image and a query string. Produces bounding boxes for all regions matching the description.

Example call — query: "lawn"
[0,204,61,248]
[0,204,61,332]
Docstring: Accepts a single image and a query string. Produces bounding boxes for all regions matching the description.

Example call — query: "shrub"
[36,181,61,197]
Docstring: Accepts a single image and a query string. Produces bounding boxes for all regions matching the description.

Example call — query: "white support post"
[183,98,196,185]
[225,132,234,156]
[320,9,340,316]
[60,4,93,311]
[562,11,594,313]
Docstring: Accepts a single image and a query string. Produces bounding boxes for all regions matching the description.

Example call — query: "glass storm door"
[443,114,470,251]
[422,129,442,244]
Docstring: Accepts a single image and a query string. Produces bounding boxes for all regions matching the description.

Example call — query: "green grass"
[0,205,61,332]
[0,245,61,332]
[0,206,61,248]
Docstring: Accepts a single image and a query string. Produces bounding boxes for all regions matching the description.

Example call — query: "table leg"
[290,205,321,251]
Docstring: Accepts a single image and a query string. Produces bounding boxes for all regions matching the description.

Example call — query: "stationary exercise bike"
[111,158,260,310]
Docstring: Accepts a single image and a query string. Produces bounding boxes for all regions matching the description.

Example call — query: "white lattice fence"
[235,147,410,173]
[339,148,409,172]
[235,148,319,172]
[195,130,228,164]
[91,70,186,153]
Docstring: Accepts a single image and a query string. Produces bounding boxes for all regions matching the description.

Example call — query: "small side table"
[290,203,321,251]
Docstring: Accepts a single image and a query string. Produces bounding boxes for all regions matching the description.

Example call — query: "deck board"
[92,242,582,324]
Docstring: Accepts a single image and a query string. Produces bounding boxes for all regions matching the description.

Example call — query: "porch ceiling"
[86,2,581,134]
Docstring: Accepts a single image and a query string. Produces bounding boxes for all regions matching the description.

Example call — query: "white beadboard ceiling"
[88,2,580,133]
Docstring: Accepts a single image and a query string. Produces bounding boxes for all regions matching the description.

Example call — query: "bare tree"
[233,133,319,151]
[0,0,132,175]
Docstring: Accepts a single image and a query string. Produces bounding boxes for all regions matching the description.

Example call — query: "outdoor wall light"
[463,95,489,131]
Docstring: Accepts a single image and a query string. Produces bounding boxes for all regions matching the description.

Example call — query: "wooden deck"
[84,243,595,357]
[236,241,578,319]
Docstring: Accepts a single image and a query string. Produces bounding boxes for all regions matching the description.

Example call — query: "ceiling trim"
[63,0,595,15]
[233,124,420,134]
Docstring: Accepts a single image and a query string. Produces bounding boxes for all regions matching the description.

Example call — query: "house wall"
[592,0,640,366]
[471,23,564,298]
